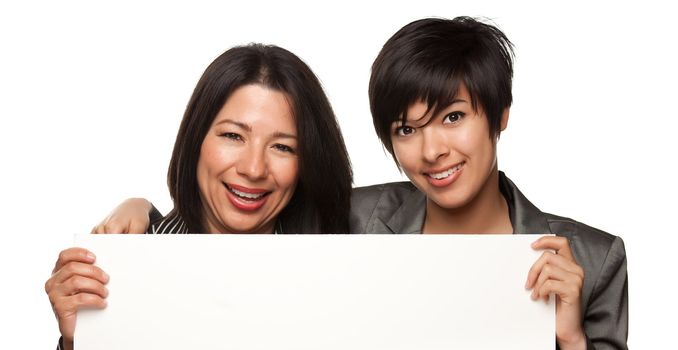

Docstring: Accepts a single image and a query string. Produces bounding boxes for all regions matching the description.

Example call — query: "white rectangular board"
[75,234,554,349]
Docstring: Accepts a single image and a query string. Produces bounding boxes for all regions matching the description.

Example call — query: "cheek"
[393,141,417,172]
[464,137,497,176]
[457,126,494,159]
[198,139,236,181]
[196,147,213,197]
[455,132,475,157]
[270,157,299,193]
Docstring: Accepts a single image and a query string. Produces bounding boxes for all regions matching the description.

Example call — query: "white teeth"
[429,163,463,180]
[230,188,265,200]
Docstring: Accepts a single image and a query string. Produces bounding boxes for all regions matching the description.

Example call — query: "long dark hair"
[167,44,352,233]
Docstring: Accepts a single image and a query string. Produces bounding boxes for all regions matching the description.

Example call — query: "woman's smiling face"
[197,84,299,233]
[391,83,508,211]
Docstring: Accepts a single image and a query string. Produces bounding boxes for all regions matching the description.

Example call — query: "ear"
[500,107,510,132]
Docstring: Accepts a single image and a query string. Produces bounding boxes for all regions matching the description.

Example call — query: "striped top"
[148,212,189,234]
[148,211,282,234]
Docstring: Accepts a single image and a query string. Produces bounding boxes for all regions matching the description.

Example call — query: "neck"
[423,168,512,234]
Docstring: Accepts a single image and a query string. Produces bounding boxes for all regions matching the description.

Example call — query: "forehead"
[215,84,296,133]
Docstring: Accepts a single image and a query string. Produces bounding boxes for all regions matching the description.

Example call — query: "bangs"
[394,67,478,126]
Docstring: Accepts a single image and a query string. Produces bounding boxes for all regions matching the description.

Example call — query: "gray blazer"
[349,172,628,350]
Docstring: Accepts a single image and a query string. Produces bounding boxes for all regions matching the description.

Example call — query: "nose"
[421,127,449,164]
[236,143,268,180]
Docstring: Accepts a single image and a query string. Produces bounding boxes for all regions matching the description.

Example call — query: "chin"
[229,225,263,234]
[220,214,264,234]
[428,191,473,210]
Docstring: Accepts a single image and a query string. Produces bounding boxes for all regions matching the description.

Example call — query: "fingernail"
[87,252,96,261]
[103,272,110,282]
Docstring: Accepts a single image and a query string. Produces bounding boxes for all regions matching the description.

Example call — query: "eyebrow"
[216,119,251,131]
[215,118,297,139]
[272,131,297,139]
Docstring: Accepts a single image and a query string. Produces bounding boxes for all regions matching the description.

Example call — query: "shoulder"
[349,182,418,233]
[544,212,625,260]
[545,212,623,251]
[352,181,418,202]
[147,212,189,234]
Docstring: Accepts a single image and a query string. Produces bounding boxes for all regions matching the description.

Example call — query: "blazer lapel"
[499,172,552,235]
[384,189,426,234]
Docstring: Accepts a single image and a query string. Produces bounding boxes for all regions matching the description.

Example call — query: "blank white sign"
[75,234,554,349]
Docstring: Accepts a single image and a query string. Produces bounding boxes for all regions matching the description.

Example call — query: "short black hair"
[168,44,353,233]
[369,16,514,166]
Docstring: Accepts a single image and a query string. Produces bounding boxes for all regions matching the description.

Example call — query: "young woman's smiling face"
[391,83,508,211]
[197,84,298,233]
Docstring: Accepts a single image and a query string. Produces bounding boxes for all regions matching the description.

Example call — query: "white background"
[1,0,675,348]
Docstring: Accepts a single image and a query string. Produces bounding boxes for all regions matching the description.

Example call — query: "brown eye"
[442,112,464,125]
[396,126,416,136]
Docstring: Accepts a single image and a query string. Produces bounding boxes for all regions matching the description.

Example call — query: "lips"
[423,161,465,187]
[224,183,271,211]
